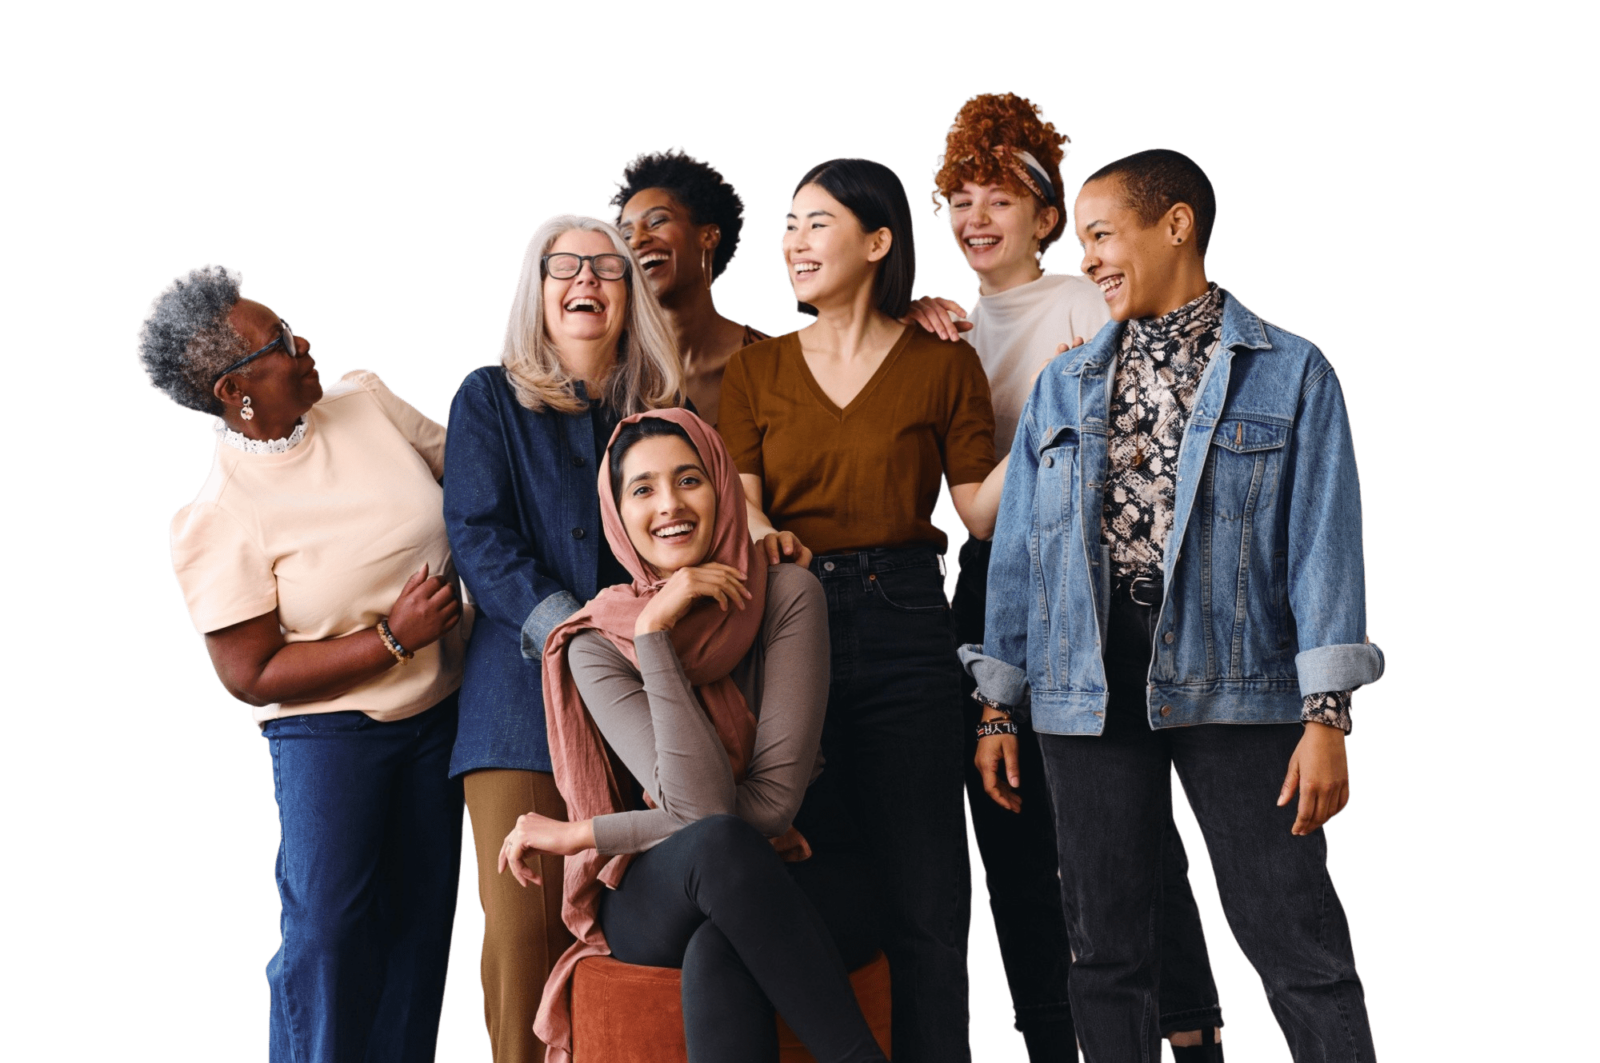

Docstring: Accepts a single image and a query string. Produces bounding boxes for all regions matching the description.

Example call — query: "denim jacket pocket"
[1204,417,1292,676]
[871,565,949,613]
[1206,418,1289,521]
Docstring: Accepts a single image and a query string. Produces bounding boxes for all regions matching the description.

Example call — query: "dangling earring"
[240,395,254,421]
[702,247,714,290]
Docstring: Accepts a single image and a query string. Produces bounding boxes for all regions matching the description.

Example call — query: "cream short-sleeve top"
[170,371,465,723]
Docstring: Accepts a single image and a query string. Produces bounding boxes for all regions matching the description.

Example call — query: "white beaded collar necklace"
[218,418,307,455]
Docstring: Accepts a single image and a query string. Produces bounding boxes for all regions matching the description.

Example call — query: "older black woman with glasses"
[143,266,467,1062]
[441,215,687,1063]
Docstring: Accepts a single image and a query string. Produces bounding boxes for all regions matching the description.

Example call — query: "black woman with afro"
[613,150,768,426]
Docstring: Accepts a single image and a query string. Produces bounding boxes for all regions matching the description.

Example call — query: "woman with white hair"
[144,266,467,1062]
[441,215,686,1061]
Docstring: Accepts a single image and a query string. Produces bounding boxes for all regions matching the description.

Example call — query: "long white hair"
[501,215,683,416]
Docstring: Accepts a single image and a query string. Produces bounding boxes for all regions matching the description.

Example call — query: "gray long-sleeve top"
[568,564,829,856]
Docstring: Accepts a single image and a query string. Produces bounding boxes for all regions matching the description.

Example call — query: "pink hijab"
[535,407,767,1062]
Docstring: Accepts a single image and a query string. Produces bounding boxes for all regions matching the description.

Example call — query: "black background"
[124,85,1395,1063]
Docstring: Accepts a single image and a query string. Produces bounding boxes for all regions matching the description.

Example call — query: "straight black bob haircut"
[792,158,915,319]
[608,417,701,504]
[1085,149,1218,256]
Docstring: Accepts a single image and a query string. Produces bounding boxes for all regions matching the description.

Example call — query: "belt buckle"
[1128,576,1159,607]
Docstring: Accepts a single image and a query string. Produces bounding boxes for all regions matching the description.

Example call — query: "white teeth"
[653,522,694,537]
[1098,276,1123,294]
[967,237,999,247]
[565,298,602,312]
[794,262,820,273]
[641,252,668,267]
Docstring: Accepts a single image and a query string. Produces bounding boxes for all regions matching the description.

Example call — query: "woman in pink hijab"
[498,408,885,1063]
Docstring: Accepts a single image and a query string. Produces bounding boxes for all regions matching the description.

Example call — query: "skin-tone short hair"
[1084,149,1217,255]
[501,215,684,416]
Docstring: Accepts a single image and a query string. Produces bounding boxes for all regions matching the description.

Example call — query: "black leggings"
[598,814,885,1063]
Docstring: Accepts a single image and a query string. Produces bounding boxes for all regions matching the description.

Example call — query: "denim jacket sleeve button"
[1160,705,1173,717]
[1163,631,1174,644]
[1043,455,1054,468]
[571,454,585,467]
[571,527,586,540]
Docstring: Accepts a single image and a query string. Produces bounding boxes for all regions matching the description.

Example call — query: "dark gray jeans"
[1039,594,1375,1062]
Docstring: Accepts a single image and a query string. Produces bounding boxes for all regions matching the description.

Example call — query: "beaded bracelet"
[377,618,414,664]
[976,718,1019,740]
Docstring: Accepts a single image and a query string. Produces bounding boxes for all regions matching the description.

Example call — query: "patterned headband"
[997,146,1062,207]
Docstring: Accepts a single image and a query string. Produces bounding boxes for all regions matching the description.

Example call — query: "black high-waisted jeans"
[804,548,972,1063]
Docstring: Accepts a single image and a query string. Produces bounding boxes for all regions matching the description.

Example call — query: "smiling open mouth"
[793,262,820,275]
[965,236,999,249]
[652,520,696,543]
[640,251,669,273]
[564,297,603,313]
[1098,275,1124,298]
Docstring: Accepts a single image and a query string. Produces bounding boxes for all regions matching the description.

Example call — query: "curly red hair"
[934,93,1070,252]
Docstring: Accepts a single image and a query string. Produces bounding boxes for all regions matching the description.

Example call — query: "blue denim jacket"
[442,367,618,776]
[963,290,1384,735]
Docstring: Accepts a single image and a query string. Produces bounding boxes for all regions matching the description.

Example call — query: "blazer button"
[571,455,586,467]
[1163,631,1175,644]
[571,527,586,540]
[1160,705,1173,717]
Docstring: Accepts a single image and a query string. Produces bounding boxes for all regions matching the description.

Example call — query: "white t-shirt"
[170,371,465,723]
[966,273,1110,459]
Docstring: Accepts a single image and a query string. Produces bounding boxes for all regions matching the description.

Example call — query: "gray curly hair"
[139,265,252,415]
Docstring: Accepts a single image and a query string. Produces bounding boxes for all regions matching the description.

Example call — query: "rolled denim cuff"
[521,590,583,660]
[958,644,1029,708]
[1295,642,1384,698]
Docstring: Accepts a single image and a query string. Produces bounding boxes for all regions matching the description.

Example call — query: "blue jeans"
[600,815,885,1063]
[953,538,1222,1059]
[1039,597,1374,1062]
[262,694,463,1063]
[806,549,970,1063]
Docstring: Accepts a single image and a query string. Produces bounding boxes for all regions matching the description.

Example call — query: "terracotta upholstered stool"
[570,951,892,1062]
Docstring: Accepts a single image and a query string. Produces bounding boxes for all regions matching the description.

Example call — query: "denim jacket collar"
[1060,287,1270,379]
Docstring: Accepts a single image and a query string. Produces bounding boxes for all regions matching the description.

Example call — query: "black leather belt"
[1116,573,1164,607]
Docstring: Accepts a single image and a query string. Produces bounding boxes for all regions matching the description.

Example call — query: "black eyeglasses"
[215,320,298,381]
[541,253,631,281]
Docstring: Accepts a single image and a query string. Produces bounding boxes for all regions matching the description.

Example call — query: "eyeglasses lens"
[546,254,628,281]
